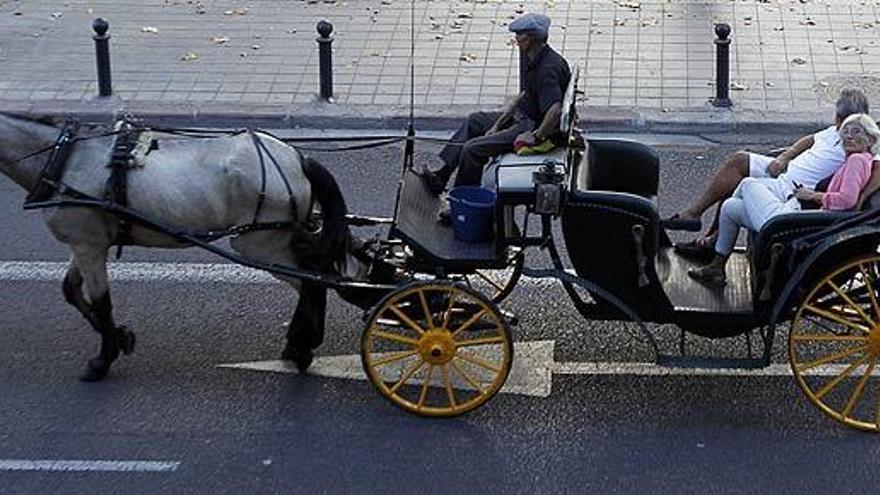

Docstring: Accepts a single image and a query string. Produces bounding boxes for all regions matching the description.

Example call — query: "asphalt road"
[0,130,877,494]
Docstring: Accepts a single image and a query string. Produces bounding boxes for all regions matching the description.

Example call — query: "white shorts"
[748,153,774,179]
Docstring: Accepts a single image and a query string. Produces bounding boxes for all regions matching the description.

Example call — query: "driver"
[422,12,571,196]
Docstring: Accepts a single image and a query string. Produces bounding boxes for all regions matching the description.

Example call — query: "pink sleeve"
[823,153,873,210]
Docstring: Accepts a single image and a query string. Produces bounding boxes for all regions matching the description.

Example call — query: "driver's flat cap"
[508,13,551,37]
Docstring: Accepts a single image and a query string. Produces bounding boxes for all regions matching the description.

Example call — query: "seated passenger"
[668,88,873,257]
[688,113,880,287]
[422,12,571,196]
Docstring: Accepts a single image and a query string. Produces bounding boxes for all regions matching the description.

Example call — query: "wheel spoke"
[440,294,458,330]
[441,364,457,409]
[842,357,877,418]
[859,263,880,323]
[371,329,420,347]
[456,335,505,347]
[803,304,871,334]
[791,334,868,342]
[417,289,435,329]
[456,351,502,373]
[796,345,869,373]
[450,360,486,395]
[417,365,435,411]
[388,305,426,336]
[371,349,419,367]
[450,308,489,338]
[814,353,872,400]
[828,280,875,327]
[388,359,425,394]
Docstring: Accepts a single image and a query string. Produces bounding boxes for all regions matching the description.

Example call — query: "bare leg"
[678,151,750,221]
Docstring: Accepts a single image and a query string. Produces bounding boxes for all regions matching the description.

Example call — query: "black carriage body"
[561,137,880,337]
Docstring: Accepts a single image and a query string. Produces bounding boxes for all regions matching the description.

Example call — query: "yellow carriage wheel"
[361,281,513,417]
[464,249,523,304]
[790,254,880,432]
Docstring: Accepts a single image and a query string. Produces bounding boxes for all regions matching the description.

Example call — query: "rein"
[0,130,121,170]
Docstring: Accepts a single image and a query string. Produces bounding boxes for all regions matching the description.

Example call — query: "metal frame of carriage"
[20,62,880,432]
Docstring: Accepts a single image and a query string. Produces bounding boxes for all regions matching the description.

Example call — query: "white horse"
[0,113,369,381]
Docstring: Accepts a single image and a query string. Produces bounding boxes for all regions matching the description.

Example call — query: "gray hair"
[836,88,870,121]
[839,113,880,155]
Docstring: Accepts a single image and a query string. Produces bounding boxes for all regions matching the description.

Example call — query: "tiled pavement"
[0,0,878,127]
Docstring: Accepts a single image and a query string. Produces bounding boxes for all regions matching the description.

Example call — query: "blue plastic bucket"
[448,186,496,243]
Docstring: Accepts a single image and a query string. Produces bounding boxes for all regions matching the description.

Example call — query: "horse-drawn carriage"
[4,67,880,433]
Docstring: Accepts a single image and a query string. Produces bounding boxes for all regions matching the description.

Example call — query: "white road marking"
[0,459,180,473]
[0,261,277,284]
[220,340,860,398]
[0,260,560,288]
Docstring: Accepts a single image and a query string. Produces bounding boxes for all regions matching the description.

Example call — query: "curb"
[0,98,836,136]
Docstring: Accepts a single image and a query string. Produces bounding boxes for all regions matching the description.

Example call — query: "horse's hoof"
[282,347,314,374]
[118,328,136,355]
[79,358,110,382]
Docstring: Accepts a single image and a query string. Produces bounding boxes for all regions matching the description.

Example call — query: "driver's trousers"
[437,111,532,187]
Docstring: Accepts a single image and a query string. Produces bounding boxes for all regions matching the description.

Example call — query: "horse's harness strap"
[24,120,80,204]
[249,130,298,225]
[105,120,144,256]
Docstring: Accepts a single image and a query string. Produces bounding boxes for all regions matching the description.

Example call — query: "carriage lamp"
[533,159,565,215]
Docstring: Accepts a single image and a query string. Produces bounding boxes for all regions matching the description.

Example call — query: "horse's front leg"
[70,246,135,382]
[282,281,327,373]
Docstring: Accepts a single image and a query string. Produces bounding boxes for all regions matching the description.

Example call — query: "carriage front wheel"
[361,281,513,417]
[790,254,880,432]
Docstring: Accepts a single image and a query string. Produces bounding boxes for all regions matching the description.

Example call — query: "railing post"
[92,18,113,97]
[316,20,334,100]
[712,23,732,108]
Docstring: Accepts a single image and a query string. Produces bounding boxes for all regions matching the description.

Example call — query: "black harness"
[105,120,143,257]
[24,120,80,204]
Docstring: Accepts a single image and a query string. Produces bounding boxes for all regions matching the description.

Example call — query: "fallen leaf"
[790,57,807,65]
[730,81,748,90]
[181,52,199,61]
[142,26,159,34]
[51,12,62,19]
[224,8,248,16]
[213,35,229,44]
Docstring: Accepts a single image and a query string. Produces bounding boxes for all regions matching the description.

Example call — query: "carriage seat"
[749,210,855,300]
[577,138,660,201]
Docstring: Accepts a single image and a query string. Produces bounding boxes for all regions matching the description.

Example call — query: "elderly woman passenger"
[689,113,880,286]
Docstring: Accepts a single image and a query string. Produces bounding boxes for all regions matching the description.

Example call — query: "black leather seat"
[562,138,669,319]
[749,210,854,302]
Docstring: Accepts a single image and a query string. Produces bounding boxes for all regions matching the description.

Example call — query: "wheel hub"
[419,329,456,365]
[869,326,880,357]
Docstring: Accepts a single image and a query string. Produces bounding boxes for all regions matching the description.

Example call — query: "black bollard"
[92,18,113,97]
[316,20,334,100]
[712,23,732,108]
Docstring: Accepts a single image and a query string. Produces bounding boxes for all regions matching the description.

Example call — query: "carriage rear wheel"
[789,254,880,432]
[361,281,513,417]
[463,249,523,304]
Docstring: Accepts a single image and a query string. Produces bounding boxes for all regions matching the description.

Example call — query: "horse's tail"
[301,156,349,271]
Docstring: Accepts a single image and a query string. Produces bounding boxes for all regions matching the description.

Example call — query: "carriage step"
[656,354,769,370]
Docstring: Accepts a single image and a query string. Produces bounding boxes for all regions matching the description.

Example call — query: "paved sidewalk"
[0,0,878,129]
